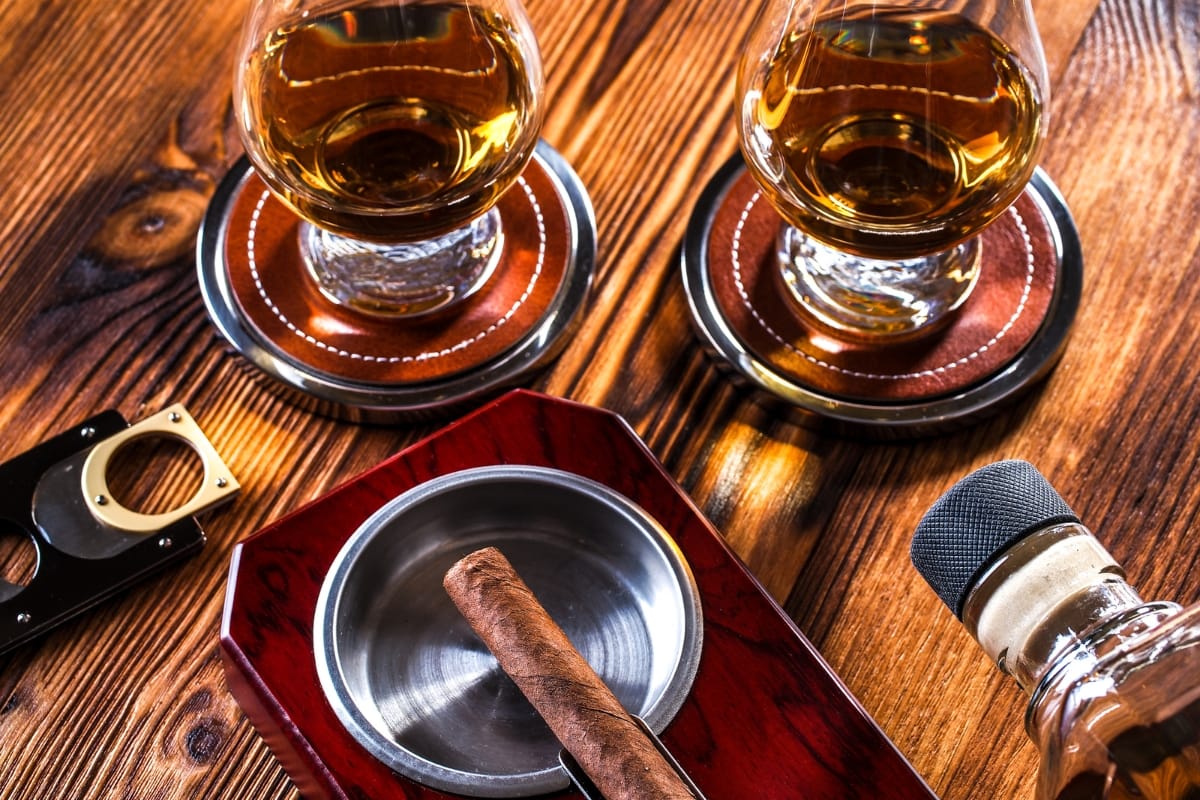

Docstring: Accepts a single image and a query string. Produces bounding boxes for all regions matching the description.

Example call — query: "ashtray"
[314,465,703,797]
[221,390,938,798]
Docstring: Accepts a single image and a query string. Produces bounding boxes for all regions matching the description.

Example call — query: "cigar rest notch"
[558,716,708,800]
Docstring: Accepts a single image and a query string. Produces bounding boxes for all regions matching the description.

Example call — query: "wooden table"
[0,0,1194,797]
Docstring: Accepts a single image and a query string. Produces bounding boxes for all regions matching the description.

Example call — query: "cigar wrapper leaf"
[443,546,702,800]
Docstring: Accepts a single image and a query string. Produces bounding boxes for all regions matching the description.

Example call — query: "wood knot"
[90,185,211,268]
[180,688,213,716]
[184,718,227,764]
[2,687,29,716]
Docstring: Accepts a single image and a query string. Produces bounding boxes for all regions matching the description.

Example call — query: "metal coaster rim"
[196,141,596,420]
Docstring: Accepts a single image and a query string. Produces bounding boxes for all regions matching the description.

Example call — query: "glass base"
[300,209,503,317]
[777,226,981,339]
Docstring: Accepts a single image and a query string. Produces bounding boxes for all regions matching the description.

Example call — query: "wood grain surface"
[1,0,1196,798]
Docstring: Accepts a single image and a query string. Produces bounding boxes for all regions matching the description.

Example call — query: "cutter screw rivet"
[80,426,96,439]
[95,495,108,506]
[216,477,228,488]
[16,613,31,624]
[158,537,173,549]
[168,412,182,423]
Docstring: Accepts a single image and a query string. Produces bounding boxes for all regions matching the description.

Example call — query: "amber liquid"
[1048,694,1200,799]
[241,2,541,243]
[742,7,1044,259]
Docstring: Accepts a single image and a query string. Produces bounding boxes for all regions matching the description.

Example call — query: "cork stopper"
[966,527,1124,672]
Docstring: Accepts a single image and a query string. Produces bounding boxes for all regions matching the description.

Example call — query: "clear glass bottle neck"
[962,523,1182,695]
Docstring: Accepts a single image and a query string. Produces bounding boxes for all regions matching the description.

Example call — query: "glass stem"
[299,207,504,318]
[777,225,980,338]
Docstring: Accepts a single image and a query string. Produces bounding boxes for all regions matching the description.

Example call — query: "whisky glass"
[737,0,1049,338]
[234,0,545,317]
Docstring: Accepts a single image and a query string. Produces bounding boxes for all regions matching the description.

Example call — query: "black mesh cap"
[911,460,1079,619]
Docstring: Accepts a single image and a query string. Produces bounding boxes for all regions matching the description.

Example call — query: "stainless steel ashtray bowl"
[313,466,704,797]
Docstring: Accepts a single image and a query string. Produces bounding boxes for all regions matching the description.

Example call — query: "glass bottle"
[911,460,1200,799]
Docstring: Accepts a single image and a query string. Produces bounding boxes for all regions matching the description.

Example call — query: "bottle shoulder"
[1031,603,1200,799]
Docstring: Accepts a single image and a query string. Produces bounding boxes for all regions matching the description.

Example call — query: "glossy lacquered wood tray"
[220,390,937,799]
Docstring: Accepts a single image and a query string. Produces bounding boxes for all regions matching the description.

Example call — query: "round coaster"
[682,155,1081,436]
[198,141,595,420]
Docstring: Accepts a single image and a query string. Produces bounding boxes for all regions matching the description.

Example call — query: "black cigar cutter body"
[0,404,238,655]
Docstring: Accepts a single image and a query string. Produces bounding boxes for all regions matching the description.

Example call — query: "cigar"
[443,546,696,800]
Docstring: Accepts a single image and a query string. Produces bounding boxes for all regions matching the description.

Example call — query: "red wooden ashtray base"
[220,390,937,798]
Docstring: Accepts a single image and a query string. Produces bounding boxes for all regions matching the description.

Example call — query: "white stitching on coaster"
[730,191,1036,381]
[246,178,546,365]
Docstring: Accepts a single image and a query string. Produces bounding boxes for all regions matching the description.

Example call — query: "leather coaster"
[198,142,595,419]
[707,170,1057,402]
[222,157,570,387]
[683,155,1081,434]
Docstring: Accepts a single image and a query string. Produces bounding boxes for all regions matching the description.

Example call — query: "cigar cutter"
[0,404,239,655]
